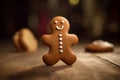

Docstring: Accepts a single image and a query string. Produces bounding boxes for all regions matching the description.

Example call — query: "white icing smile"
[56,26,64,30]
[54,20,65,30]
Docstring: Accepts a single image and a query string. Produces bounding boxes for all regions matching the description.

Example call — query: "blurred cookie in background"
[13,28,38,52]
[85,40,114,53]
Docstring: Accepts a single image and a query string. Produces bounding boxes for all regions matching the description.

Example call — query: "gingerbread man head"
[50,16,70,33]
[42,16,78,66]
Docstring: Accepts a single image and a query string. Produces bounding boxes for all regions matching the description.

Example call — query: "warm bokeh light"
[69,0,80,6]
[0,0,120,41]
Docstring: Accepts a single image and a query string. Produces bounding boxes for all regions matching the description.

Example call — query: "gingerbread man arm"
[69,34,79,45]
[42,35,51,46]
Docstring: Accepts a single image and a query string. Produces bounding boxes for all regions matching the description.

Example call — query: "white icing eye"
[61,20,64,24]
[54,20,58,24]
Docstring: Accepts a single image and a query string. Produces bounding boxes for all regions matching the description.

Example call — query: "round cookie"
[13,28,38,52]
[42,16,78,66]
[85,40,114,52]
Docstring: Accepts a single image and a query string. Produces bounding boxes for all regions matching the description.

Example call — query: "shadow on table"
[9,65,72,80]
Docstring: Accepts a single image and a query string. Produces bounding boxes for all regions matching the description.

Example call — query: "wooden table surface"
[0,41,120,80]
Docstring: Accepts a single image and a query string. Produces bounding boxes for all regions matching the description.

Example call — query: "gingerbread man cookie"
[42,16,78,66]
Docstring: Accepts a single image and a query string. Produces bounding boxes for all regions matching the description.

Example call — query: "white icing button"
[59,45,63,49]
[58,34,63,54]
[59,42,63,45]
[59,50,63,53]
[59,34,62,37]
[59,37,62,41]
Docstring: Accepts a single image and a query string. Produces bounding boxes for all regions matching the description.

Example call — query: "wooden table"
[0,42,120,80]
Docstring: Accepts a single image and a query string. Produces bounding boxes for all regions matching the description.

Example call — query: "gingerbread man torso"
[42,16,78,66]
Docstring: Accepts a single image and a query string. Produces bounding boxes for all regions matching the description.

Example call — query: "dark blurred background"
[0,0,120,43]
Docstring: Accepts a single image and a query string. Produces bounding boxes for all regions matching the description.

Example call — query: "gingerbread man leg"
[61,53,77,65]
[43,53,60,66]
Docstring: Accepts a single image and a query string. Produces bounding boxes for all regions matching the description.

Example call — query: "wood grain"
[95,47,120,67]
[0,43,120,80]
